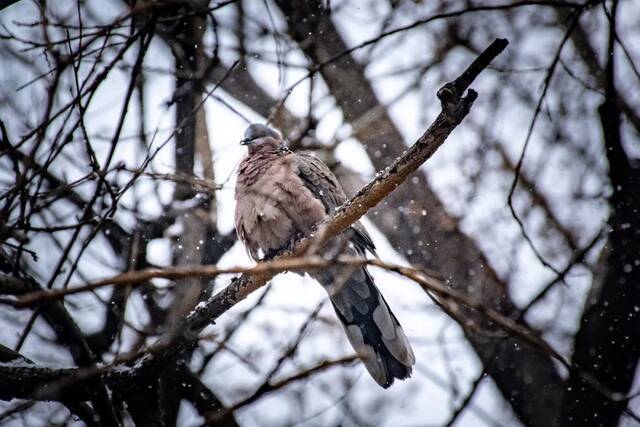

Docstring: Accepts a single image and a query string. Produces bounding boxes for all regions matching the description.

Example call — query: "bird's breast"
[235,158,326,257]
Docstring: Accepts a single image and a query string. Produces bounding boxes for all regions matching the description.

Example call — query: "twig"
[506,7,585,274]
[206,356,359,423]
[3,38,509,410]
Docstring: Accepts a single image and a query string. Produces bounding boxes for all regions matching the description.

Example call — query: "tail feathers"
[326,267,415,388]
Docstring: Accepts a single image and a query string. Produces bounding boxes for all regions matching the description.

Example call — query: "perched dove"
[234,123,415,388]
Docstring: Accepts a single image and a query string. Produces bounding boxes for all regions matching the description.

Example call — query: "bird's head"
[240,123,283,153]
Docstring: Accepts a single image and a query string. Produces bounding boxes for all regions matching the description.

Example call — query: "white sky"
[2,0,639,425]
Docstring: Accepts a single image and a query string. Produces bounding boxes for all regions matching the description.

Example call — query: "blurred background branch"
[0,0,638,426]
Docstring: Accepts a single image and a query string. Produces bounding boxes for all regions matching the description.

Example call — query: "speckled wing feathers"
[295,153,376,255]
[294,153,414,387]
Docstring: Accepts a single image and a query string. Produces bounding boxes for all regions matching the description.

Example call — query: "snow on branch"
[138,38,507,337]
[3,38,508,395]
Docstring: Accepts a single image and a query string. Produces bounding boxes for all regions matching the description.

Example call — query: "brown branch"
[1,38,505,414]
[18,41,500,312]
[16,41,503,311]
[274,3,563,425]
[9,253,561,356]
[111,37,506,392]
[6,255,442,307]
[205,356,358,423]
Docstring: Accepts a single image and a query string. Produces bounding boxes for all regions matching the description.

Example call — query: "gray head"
[240,123,282,146]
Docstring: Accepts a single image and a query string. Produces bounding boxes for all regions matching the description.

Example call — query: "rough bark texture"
[274,1,563,426]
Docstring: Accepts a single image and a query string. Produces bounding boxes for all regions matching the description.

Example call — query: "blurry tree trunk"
[117,2,235,425]
[274,1,563,425]
[555,5,640,134]
[2,1,632,424]
[163,2,216,426]
[563,4,640,425]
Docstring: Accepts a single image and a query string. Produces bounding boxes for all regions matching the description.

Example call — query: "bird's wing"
[295,153,376,255]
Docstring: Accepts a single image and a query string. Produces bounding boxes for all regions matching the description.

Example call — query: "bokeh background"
[0,1,639,426]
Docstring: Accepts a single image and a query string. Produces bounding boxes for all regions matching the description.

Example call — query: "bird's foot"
[261,232,307,261]
[262,249,281,260]
[286,231,306,252]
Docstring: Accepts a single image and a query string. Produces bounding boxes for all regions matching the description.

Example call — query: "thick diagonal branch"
[1,39,506,409]
[274,3,563,425]
[129,38,506,379]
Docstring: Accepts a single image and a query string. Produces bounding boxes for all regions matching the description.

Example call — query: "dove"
[234,123,415,387]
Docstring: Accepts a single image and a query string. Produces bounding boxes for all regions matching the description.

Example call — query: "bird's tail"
[314,266,415,388]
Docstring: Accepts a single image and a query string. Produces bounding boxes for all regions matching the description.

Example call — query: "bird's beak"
[240,138,252,146]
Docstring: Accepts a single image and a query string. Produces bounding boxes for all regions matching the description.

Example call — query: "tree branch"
[563,3,640,424]
[274,2,563,425]
[1,38,506,418]
[120,37,507,393]
[0,253,120,426]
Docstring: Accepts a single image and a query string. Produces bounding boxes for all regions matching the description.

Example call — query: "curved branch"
[128,38,506,385]
[0,39,507,409]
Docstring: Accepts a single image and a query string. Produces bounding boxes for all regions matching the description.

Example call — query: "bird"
[234,123,415,388]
